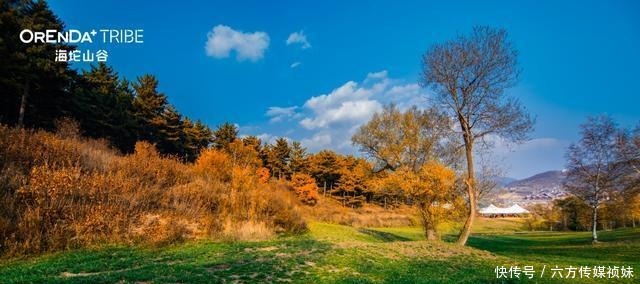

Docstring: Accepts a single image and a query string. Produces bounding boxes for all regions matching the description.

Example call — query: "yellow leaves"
[231,165,257,192]
[18,164,83,206]
[227,139,262,169]
[416,161,456,197]
[194,148,233,182]
[290,173,319,205]
[352,105,450,172]
[256,167,270,184]
[374,161,455,199]
[1,125,310,255]
[133,141,159,158]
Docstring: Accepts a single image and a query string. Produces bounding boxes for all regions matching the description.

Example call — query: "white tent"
[478,204,529,216]
[506,204,529,214]
[478,204,500,214]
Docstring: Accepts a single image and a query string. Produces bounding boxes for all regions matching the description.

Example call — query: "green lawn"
[0,221,638,283]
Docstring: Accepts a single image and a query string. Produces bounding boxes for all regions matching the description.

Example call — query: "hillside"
[484,170,568,206]
[506,170,566,189]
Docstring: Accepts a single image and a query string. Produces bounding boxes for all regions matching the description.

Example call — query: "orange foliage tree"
[290,173,319,205]
[411,161,459,240]
[375,161,459,240]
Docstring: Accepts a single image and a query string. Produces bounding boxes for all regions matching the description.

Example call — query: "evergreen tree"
[271,138,291,179]
[158,105,185,156]
[73,63,138,152]
[242,135,262,154]
[212,122,238,151]
[333,156,369,207]
[132,74,168,145]
[308,150,342,196]
[0,0,76,129]
[289,141,308,174]
[182,118,212,161]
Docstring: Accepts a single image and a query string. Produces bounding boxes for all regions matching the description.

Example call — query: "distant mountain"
[492,176,518,187]
[476,175,518,187]
[482,170,568,206]
[506,170,566,189]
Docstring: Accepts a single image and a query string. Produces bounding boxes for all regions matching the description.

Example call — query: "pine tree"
[73,63,138,152]
[271,138,291,179]
[212,122,238,151]
[182,118,212,161]
[0,0,76,129]
[308,150,342,196]
[242,135,262,154]
[334,156,370,207]
[289,141,308,174]
[158,105,185,156]
[132,74,168,145]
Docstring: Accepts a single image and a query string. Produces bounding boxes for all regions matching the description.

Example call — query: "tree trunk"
[323,181,326,196]
[592,205,598,243]
[18,79,29,128]
[457,137,476,246]
[419,206,438,240]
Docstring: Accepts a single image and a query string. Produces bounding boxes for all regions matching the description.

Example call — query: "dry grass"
[304,197,418,227]
[0,125,306,256]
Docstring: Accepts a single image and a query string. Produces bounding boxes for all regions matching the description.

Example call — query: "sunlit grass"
[1,220,638,283]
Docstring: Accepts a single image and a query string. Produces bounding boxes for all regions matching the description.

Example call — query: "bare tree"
[616,123,640,186]
[421,26,534,245]
[564,115,627,243]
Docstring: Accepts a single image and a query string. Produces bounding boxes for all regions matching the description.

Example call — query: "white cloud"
[205,25,269,61]
[254,133,292,145]
[384,83,430,110]
[286,30,311,49]
[301,133,332,150]
[366,70,388,80]
[290,62,301,68]
[300,99,382,129]
[256,70,435,153]
[266,106,298,123]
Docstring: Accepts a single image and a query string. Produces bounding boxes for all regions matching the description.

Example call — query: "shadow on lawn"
[356,228,413,242]
[465,228,640,265]
[0,237,336,284]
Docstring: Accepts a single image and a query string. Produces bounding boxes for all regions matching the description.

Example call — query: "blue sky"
[48,0,640,179]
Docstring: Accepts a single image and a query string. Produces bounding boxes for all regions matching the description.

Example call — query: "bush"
[0,125,306,256]
[304,196,417,227]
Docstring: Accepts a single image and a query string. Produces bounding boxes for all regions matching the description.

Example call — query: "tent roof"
[479,204,529,214]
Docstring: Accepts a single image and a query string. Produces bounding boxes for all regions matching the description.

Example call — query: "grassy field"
[0,219,638,283]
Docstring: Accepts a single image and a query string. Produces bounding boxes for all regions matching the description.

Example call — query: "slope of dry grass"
[0,125,305,256]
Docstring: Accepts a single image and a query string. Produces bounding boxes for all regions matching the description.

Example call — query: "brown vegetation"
[303,197,417,228]
[0,124,306,256]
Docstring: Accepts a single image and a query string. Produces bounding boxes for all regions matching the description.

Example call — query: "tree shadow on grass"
[0,238,338,284]
[356,228,412,242]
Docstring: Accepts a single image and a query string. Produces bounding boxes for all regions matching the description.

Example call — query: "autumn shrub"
[256,167,270,184]
[193,148,233,182]
[0,125,306,256]
[191,151,307,240]
[305,196,417,227]
[53,117,82,140]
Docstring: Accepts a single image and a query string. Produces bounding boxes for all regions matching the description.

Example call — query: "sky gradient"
[48,0,640,179]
